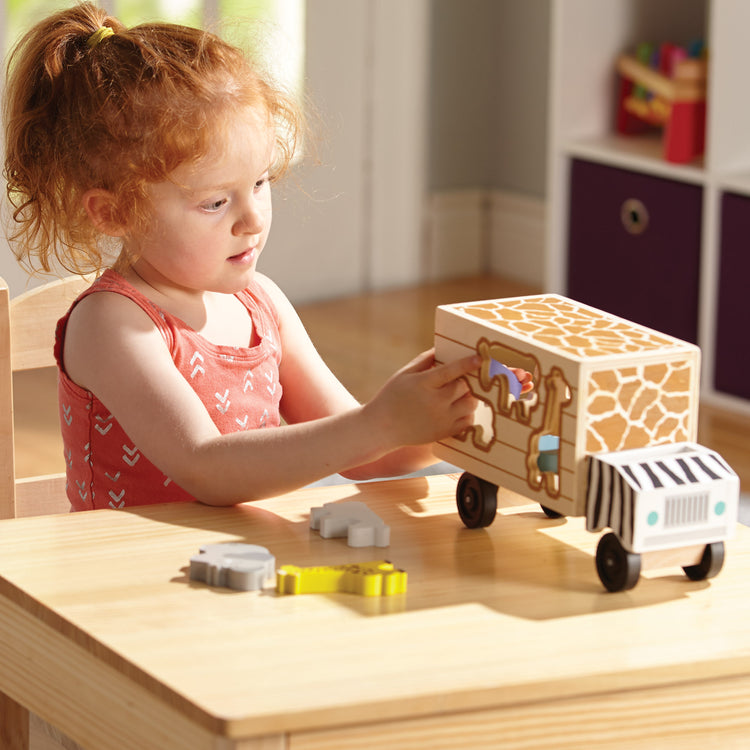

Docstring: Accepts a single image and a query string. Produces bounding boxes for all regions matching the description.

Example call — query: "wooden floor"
[13,275,750,494]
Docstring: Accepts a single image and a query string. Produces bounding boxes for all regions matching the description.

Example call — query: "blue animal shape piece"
[537,434,560,473]
[488,358,523,400]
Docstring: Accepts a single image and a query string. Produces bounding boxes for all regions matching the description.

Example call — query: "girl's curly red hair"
[3,2,301,275]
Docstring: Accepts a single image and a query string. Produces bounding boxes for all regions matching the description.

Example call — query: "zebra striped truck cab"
[434,294,739,592]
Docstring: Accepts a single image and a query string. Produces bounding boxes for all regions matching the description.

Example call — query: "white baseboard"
[425,189,546,288]
[423,190,487,281]
[488,191,546,287]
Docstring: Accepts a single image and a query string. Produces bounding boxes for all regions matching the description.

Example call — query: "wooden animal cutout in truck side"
[526,367,572,497]
[461,338,540,452]
[477,338,538,422]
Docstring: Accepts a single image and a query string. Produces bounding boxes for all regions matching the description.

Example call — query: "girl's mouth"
[228,247,256,264]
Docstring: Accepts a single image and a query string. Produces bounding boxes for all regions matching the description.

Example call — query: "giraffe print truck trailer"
[434,294,739,592]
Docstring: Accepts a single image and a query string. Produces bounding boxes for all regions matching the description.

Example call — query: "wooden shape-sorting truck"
[434,294,739,592]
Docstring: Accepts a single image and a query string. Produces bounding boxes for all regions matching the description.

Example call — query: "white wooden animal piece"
[189,543,276,591]
[310,501,391,547]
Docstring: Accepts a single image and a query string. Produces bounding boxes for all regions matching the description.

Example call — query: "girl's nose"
[234,201,265,236]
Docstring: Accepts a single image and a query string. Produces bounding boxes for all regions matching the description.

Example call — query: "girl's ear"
[82,189,127,237]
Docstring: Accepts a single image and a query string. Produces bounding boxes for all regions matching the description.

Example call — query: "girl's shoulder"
[63,270,169,337]
[249,272,298,328]
[250,272,284,307]
[58,272,174,392]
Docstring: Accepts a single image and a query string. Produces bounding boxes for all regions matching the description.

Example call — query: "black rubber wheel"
[541,505,563,519]
[456,472,497,528]
[683,541,725,581]
[595,532,641,592]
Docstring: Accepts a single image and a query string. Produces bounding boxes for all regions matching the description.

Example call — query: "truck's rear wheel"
[683,542,725,581]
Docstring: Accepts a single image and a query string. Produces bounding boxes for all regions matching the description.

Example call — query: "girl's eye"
[202,198,227,212]
[255,175,270,191]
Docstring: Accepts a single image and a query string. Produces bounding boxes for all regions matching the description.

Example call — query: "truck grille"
[664,493,709,528]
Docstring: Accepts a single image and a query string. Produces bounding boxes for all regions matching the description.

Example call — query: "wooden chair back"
[0,274,92,519]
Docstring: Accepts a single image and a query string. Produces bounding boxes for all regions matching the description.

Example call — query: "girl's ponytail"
[3,2,123,273]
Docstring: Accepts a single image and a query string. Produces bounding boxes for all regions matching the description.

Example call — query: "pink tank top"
[54,270,283,510]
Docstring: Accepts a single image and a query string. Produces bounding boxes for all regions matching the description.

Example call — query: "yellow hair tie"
[87,26,115,49]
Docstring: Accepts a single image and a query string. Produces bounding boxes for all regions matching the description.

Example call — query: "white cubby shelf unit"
[546,0,750,413]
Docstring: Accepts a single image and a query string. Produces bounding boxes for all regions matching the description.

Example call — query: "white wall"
[263,0,430,303]
[426,0,550,289]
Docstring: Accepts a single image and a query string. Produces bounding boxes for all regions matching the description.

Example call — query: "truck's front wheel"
[596,532,641,592]
[456,472,497,528]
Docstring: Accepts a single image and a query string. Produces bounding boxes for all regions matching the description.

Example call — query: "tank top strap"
[55,270,282,370]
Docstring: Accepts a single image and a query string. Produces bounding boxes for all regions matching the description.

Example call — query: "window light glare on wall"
[2,0,306,101]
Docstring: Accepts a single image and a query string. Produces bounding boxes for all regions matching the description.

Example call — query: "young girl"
[3,3,527,510]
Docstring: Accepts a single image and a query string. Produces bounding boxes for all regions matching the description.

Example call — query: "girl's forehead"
[179,109,275,181]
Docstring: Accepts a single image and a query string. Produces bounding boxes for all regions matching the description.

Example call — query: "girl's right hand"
[362,348,481,449]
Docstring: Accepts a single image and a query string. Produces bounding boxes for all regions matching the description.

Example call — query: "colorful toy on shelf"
[616,41,707,164]
[434,294,740,592]
[276,560,407,596]
[310,500,391,547]
[189,543,276,591]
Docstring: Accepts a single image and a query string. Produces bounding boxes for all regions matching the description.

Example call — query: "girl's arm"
[62,284,480,504]
[256,274,447,479]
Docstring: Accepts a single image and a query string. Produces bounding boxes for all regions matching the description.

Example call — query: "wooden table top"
[1,474,749,744]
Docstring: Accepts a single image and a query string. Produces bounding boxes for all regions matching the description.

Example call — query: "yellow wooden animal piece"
[276,560,407,596]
